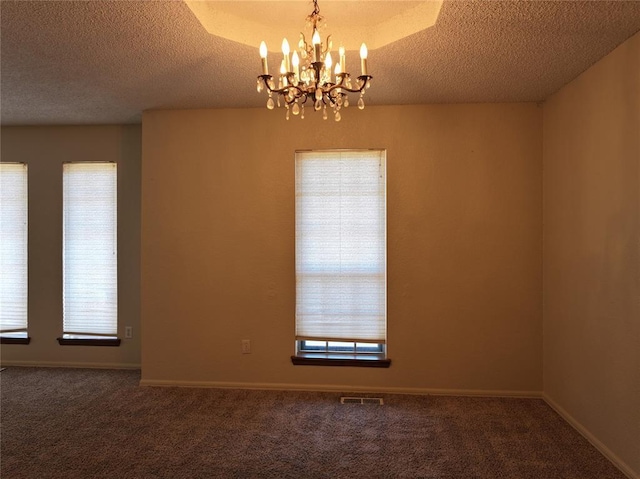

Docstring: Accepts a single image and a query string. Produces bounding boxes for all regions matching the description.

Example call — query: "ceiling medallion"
[257,0,371,121]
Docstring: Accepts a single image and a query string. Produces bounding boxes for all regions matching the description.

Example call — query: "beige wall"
[543,32,640,477]
[0,125,141,368]
[141,103,543,394]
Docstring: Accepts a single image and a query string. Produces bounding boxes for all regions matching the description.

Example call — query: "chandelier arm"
[284,89,306,106]
[300,33,313,59]
[325,75,372,95]
[324,93,340,107]
[259,75,308,101]
[324,34,332,56]
[298,92,310,105]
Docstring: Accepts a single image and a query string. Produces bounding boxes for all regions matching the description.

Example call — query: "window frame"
[58,161,120,347]
[292,149,389,367]
[0,162,30,345]
[298,340,384,354]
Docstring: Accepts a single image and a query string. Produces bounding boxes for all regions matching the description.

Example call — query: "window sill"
[1,336,31,345]
[57,337,121,347]
[291,353,391,368]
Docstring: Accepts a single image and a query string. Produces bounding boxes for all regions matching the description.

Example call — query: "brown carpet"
[0,367,626,479]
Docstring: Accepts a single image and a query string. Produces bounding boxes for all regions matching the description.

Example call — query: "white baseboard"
[543,394,638,479]
[139,378,541,398]
[0,360,140,370]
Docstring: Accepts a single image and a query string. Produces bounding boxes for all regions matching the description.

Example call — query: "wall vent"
[340,397,384,405]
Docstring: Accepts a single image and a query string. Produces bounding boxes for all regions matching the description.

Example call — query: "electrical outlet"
[241,339,251,354]
[124,326,133,339]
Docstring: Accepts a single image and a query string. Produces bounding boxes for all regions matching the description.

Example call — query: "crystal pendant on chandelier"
[256,0,372,120]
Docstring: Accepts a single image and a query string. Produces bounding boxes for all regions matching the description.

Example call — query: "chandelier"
[257,0,372,121]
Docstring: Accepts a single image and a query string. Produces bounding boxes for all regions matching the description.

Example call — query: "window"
[0,163,29,344]
[293,150,389,367]
[60,162,119,346]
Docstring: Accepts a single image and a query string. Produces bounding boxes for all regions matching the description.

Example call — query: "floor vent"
[340,397,384,405]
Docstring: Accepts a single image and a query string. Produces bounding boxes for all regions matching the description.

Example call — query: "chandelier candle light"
[257,0,372,121]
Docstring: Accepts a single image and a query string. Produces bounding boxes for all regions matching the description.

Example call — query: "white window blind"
[63,162,117,336]
[0,163,28,334]
[295,150,386,343]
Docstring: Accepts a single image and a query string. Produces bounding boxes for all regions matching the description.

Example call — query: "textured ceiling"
[1,0,640,126]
